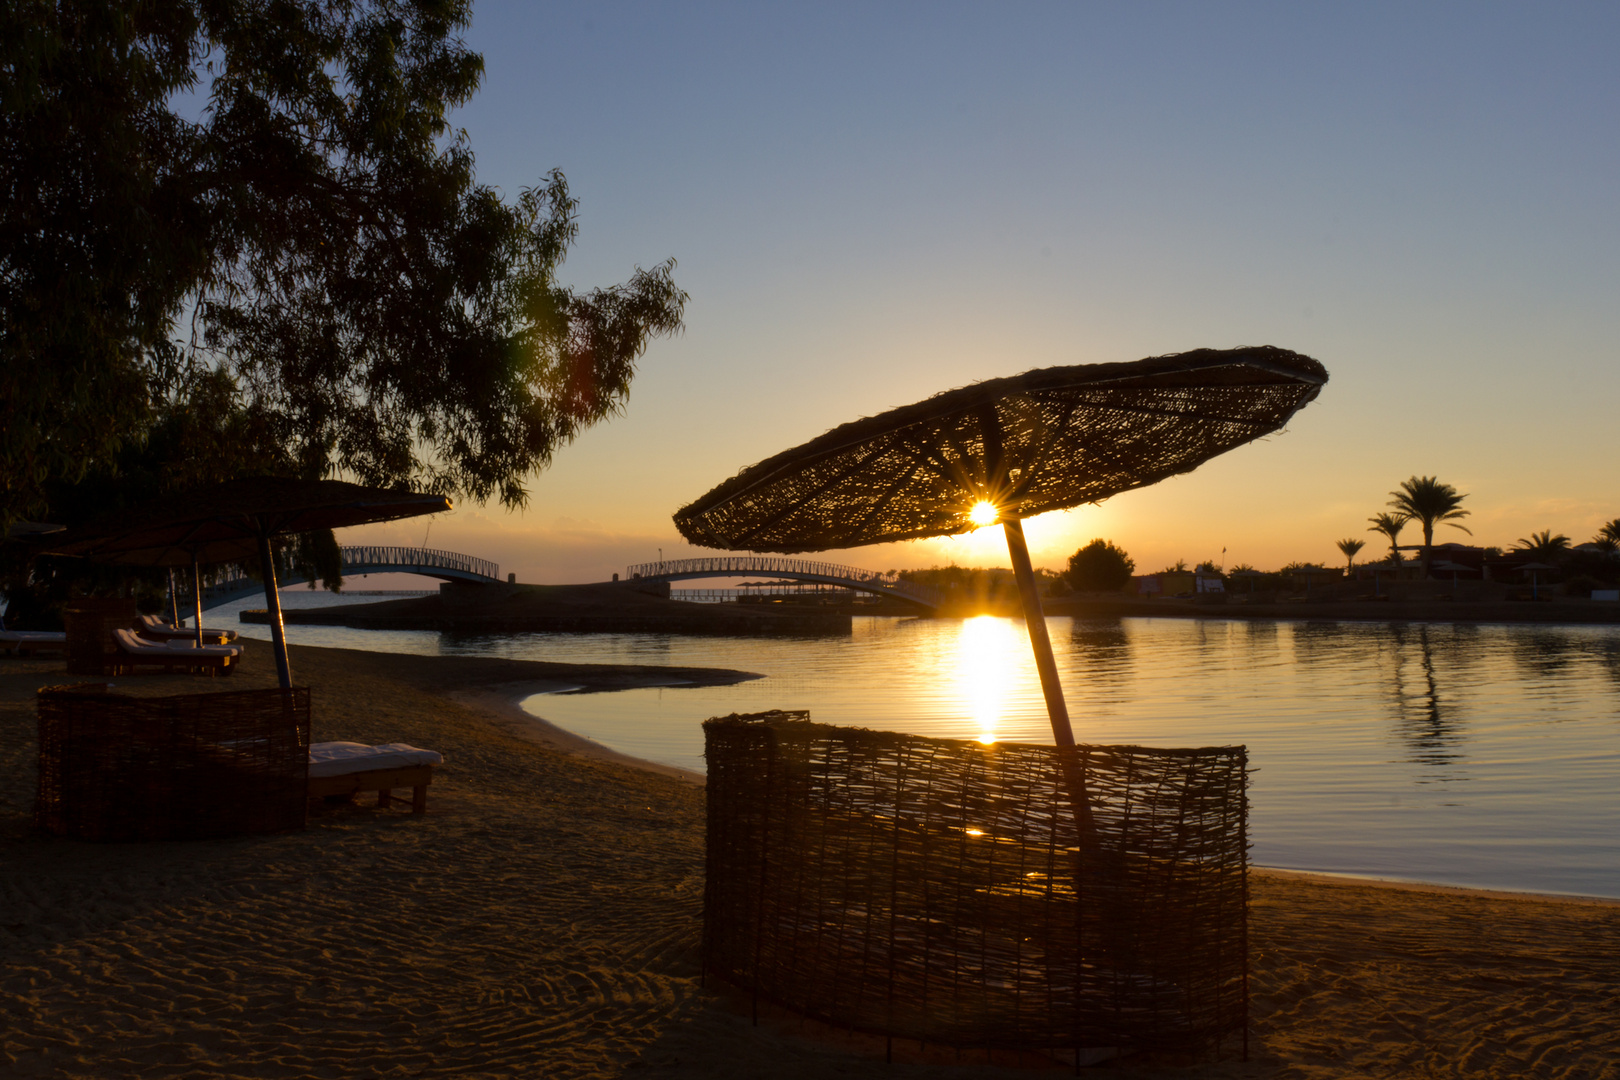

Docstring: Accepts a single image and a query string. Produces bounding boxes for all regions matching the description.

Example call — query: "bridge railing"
[673,586,861,602]
[206,545,500,593]
[627,556,943,607]
[338,545,500,582]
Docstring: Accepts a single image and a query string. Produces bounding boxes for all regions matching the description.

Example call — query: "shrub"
[1066,540,1136,593]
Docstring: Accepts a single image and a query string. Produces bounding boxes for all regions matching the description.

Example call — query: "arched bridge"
[200,546,500,610]
[626,556,943,611]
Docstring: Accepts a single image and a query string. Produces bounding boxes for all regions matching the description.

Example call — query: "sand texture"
[3,641,1618,1079]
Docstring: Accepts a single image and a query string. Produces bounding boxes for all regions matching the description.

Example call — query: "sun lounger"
[0,629,67,655]
[135,614,239,643]
[307,741,442,814]
[111,628,241,675]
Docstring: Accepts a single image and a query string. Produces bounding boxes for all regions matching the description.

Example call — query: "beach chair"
[0,629,67,656]
[135,614,239,644]
[110,628,241,675]
[307,742,442,814]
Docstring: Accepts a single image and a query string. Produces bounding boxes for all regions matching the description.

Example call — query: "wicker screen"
[35,683,311,842]
[703,712,1249,1059]
[63,598,139,676]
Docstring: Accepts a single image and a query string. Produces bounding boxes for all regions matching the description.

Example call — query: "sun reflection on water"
[956,614,1021,743]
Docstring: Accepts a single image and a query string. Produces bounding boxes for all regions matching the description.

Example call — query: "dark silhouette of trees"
[1367,512,1409,566]
[1388,476,1471,577]
[1065,539,1136,593]
[1336,537,1365,575]
[1593,519,1620,553]
[1513,530,1571,562]
[2,1,686,531]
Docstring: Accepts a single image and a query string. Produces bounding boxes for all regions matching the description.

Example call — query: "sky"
[343,1,1620,584]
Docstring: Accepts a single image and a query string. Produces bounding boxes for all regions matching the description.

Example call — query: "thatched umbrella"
[41,478,449,688]
[675,346,1328,832]
[1515,561,1558,601]
[1228,568,1266,594]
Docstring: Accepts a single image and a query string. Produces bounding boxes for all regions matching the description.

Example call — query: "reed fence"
[703,711,1249,1061]
[35,683,310,841]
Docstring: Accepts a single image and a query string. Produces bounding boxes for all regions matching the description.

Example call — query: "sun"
[968,500,999,527]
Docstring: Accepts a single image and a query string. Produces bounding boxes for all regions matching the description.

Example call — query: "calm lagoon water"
[224,591,1620,899]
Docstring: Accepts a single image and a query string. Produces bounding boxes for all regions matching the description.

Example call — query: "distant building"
[1135,571,1196,597]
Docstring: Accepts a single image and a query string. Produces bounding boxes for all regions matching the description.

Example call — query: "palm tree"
[1593,519,1620,553]
[1514,530,1571,562]
[1367,512,1410,565]
[1388,476,1471,577]
[1336,537,1365,576]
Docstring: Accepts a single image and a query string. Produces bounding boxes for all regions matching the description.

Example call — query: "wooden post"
[1003,518,1098,841]
[1003,518,1072,744]
[192,559,206,647]
[257,533,293,690]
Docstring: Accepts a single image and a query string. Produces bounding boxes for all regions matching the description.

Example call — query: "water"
[219,590,1620,898]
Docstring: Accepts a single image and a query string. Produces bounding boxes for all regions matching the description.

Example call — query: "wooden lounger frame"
[109,648,238,676]
[308,764,434,814]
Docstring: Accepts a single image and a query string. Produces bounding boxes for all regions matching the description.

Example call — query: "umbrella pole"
[193,559,205,647]
[257,534,293,690]
[1003,519,1098,840]
[168,568,182,628]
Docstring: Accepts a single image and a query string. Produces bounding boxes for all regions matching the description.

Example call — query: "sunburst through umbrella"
[675,346,1328,832]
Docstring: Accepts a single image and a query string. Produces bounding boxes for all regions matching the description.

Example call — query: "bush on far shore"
[1066,540,1136,593]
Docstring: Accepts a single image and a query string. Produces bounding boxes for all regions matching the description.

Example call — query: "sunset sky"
[346,2,1620,583]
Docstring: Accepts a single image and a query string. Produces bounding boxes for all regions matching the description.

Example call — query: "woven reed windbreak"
[35,684,311,841]
[703,712,1249,1058]
[63,598,138,676]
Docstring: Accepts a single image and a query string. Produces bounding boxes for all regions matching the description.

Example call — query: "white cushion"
[113,629,238,656]
[159,638,239,655]
[308,741,443,778]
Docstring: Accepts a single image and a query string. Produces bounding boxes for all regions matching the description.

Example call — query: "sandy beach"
[3,640,1618,1079]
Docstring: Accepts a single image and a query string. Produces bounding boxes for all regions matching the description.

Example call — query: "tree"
[1593,519,1620,553]
[1336,537,1365,575]
[2,1,686,532]
[1,367,350,627]
[1388,476,1471,577]
[1367,512,1410,565]
[1066,539,1136,593]
[1514,530,1571,562]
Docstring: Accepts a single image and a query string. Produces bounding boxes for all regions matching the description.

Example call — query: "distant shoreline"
[1044,594,1620,625]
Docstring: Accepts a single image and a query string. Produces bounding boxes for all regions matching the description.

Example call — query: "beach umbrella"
[1432,559,1470,593]
[675,346,1328,832]
[40,478,449,689]
[5,521,65,541]
[1228,568,1265,594]
[1515,561,1558,600]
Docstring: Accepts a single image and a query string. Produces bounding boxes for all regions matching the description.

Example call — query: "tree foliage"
[1065,539,1136,593]
[1366,511,1409,565]
[1593,519,1620,553]
[1336,537,1365,573]
[1513,530,1571,562]
[1388,476,1471,575]
[1,368,345,628]
[2,0,686,531]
